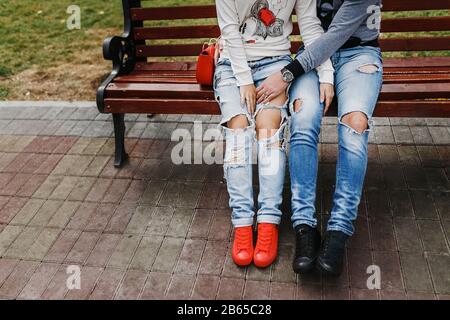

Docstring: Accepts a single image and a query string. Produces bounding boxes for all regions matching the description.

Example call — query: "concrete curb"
[0,101,96,108]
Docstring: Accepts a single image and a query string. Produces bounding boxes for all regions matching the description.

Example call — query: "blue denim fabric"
[289,46,383,236]
[213,55,293,227]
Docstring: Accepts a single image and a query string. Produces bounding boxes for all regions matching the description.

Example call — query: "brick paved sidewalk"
[0,105,449,300]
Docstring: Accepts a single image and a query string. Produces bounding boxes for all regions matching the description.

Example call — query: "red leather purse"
[196,39,218,86]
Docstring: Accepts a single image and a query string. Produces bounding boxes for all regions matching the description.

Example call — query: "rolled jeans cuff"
[257,214,281,226]
[231,217,254,228]
[327,226,354,237]
[292,220,317,230]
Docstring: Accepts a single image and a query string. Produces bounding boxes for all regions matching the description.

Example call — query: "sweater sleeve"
[215,0,253,86]
[295,0,334,84]
[295,0,378,75]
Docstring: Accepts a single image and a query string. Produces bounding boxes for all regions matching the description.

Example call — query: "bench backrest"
[123,0,450,61]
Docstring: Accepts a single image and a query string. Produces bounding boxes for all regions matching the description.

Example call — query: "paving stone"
[84,178,112,202]
[49,177,78,200]
[125,205,154,235]
[217,277,245,300]
[115,269,147,300]
[64,266,102,300]
[159,182,203,208]
[102,178,131,203]
[410,190,439,219]
[411,126,433,145]
[417,146,442,167]
[86,233,122,267]
[347,248,373,289]
[392,126,414,144]
[44,229,81,262]
[243,280,270,300]
[107,234,141,269]
[175,239,206,275]
[390,190,414,217]
[32,176,64,200]
[271,243,296,283]
[187,209,213,240]
[400,252,433,292]
[403,166,428,189]
[26,228,61,260]
[151,237,184,273]
[0,197,28,224]
[34,154,63,175]
[64,231,100,264]
[82,156,110,177]
[67,177,96,201]
[0,260,39,298]
[296,284,322,300]
[369,217,397,252]
[66,202,97,230]
[433,191,450,220]
[373,251,404,291]
[379,290,407,300]
[140,272,171,300]
[190,275,220,300]
[5,226,43,259]
[425,168,450,190]
[427,254,450,294]
[323,286,350,300]
[417,220,448,254]
[394,217,422,252]
[47,201,80,228]
[140,180,166,205]
[374,126,395,144]
[129,235,163,271]
[0,258,19,287]
[198,240,228,276]
[28,200,63,227]
[166,208,195,238]
[105,203,137,233]
[407,291,436,300]
[51,155,94,176]
[270,282,295,300]
[89,268,124,300]
[166,274,195,300]
[366,189,391,217]
[16,174,47,197]
[41,265,70,300]
[429,127,450,145]
[84,203,116,232]
[0,225,23,256]
[209,209,232,241]
[398,146,421,167]
[18,263,60,299]
[350,288,379,300]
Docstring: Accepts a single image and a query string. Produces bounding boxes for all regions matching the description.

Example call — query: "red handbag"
[196,39,218,86]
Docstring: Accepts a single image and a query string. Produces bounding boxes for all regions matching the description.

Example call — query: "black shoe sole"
[316,257,342,276]
[292,258,317,274]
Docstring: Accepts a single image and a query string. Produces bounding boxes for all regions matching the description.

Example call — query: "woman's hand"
[256,71,289,104]
[320,83,335,115]
[240,84,257,115]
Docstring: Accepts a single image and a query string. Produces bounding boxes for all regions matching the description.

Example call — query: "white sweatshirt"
[216,0,334,86]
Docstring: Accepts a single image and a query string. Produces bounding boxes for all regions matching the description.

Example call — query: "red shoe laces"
[257,225,273,252]
[235,228,252,251]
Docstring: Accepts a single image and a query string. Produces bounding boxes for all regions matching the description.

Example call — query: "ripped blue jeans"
[289,46,383,236]
[213,55,292,227]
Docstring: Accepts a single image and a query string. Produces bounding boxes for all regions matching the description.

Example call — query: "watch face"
[282,70,294,82]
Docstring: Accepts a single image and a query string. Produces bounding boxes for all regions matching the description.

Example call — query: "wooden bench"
[97,0,450,168]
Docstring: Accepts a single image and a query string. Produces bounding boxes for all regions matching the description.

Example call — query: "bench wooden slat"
[134,16,450,40]
[136,37,450,57]
[106,81,450,100]
[130,1,450,21]
[103,98,450,118]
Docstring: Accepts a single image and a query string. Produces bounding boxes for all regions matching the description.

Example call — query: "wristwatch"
[281,67,294,83]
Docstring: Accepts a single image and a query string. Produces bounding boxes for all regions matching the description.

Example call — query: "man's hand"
[240,84,257,115]
[256,71,289,105]
[320,83,334,115]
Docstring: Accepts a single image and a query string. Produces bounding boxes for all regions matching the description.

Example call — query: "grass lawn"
[0,0,448,101]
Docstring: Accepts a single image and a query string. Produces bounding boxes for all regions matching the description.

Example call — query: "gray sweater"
[288,0,381,76]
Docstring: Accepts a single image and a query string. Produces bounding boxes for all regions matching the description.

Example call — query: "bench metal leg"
[113,113,128,168]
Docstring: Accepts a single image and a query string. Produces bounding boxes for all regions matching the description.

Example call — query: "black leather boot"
[292,224,321,274]
[317,230,349,276]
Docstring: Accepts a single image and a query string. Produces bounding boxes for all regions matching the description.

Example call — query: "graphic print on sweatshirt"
[239,0,288,41]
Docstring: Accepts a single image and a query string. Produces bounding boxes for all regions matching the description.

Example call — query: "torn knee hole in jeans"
[358,64,380,74]
[292,99,303,113]
[340,111,370,134]
[258,121,287,151]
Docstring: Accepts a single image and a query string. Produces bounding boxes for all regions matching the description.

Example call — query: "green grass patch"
[0,86,9,98]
